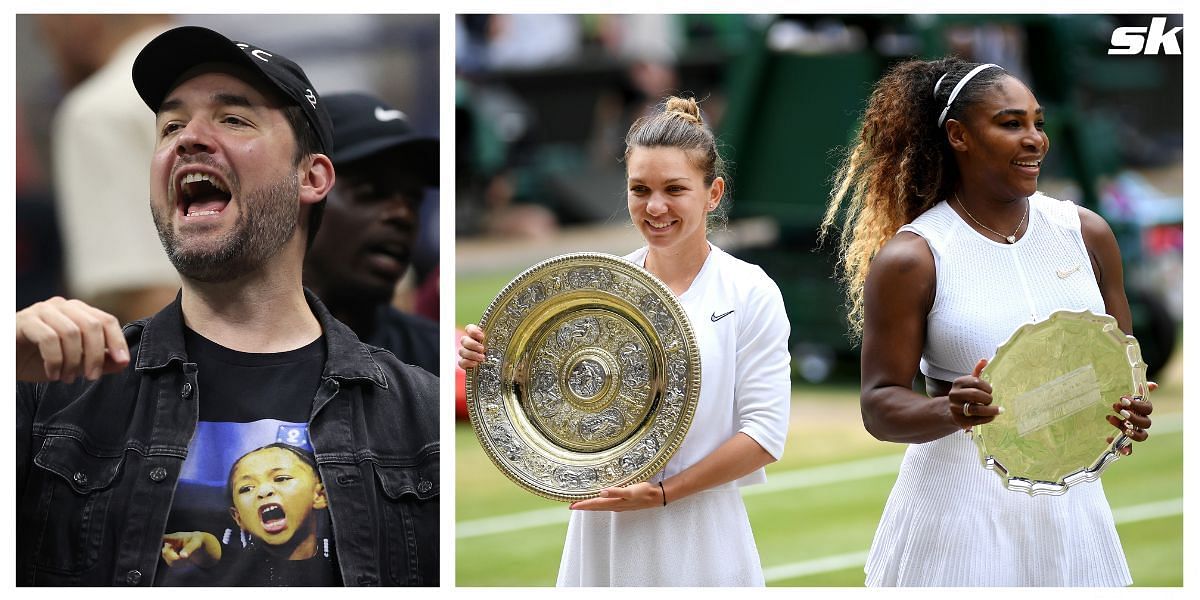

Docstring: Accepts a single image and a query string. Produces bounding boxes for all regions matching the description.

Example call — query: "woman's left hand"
[1106,381,1156,454]
[569,482,665,512]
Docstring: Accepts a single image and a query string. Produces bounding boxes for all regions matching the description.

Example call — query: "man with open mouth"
[15,26,439,587]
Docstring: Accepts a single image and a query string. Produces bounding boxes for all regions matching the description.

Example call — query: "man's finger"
[39,308,84,382]
[61,301,106,380]
[24,317,65,381]
[91,306,129,373]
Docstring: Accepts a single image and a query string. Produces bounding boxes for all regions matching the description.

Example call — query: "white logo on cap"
[305,89,318,109]
[374,107,407,122]
[234,43,273,63]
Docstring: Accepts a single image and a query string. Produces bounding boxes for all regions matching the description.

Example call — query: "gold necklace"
[954,194,1028,244]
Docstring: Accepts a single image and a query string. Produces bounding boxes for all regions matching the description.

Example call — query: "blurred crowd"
[454,14,1182,235]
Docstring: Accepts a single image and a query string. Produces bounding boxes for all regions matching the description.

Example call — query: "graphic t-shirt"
[155,329,342,586]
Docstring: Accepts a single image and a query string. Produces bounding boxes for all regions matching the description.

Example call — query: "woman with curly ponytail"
[823,58,1153,586]
[460,96,791,586]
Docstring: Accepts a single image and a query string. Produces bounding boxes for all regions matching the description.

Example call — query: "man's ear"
[299,153,335,207]
[945,119,970,153]
[229,506,244,530]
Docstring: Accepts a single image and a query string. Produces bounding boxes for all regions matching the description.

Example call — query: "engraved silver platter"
[973,309,1147,496]
[466,252,701,501]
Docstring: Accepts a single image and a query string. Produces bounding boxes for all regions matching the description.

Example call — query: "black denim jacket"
[16,291,439,586]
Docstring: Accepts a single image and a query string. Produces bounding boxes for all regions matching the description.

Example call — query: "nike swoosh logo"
[375,107,406,122]
[711,310,734,322]
[1056,264,1081,279]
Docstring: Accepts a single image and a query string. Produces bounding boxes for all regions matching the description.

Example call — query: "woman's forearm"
[662,432,776,504]
[861,384,959,444]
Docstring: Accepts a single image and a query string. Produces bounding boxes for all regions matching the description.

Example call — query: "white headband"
[936,63,999,127]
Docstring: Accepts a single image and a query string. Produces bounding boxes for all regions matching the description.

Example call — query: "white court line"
[457,413,1183,540]
[1111,497,1184,524]
[763,496,1184,583]
[742,454,902,498]
[456,453,903,539]
[763,551,870,582]
[456,506,566,539]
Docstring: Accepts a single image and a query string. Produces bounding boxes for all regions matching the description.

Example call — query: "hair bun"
[664,96,703,125]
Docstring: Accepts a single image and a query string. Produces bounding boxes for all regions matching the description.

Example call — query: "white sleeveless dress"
[863,194,1132,586]
[556,245,792,586]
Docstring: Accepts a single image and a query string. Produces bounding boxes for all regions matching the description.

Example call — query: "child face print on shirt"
[228,446,328,559]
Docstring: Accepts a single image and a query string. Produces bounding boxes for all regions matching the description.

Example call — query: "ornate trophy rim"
[974,309,1146,496]
[465,252,701,501]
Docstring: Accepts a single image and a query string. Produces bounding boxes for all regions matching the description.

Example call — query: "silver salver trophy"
[972,309,1148,496]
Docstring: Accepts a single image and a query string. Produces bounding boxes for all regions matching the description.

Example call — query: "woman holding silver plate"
[459,96,792,586]
[821,57,1154,586]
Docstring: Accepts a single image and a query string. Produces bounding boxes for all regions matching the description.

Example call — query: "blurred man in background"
[38,14,180,323]
[304,92,440,374]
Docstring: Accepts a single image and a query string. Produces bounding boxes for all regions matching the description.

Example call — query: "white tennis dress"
[864,194,1132,586]
[556,244,792,586]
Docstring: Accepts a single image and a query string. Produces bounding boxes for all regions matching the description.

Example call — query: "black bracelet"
[658,481,667,506]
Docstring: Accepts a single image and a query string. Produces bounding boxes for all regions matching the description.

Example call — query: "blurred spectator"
[588,59,680,168]
[943,22,1031,83]
[485,14,581,70]
[586,15,684,166]
[413,264,440,321]
[39,14,179,324]
[16,101,64,309]
[455,81,559,239]
[455,15,489,74]
[304,92,439,374]
[593,14,682,63]
[409,187,441,321]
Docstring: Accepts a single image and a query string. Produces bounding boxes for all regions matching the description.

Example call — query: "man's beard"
[152,173,300,283]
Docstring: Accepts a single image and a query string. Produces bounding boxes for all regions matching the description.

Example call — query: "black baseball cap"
[132,26,333,154]
[325,92,438,184]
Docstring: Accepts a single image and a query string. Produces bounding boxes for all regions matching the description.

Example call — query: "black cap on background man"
[325,91,436,175]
